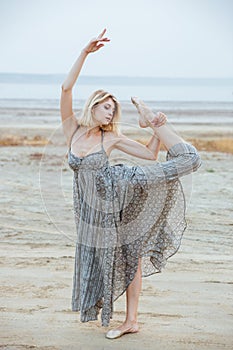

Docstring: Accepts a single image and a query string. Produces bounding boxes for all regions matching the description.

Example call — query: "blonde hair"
[78,90,121,134]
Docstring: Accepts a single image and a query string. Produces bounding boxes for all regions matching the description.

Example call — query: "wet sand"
[0,103,233,349]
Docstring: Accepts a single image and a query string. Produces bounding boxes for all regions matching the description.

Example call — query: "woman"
[60,29,201,339]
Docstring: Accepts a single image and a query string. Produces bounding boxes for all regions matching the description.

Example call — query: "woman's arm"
[114,133,160,160]
[113,112,166,160]
[60,50,87,144]
[60,29,110,145]
[146,132,161,159]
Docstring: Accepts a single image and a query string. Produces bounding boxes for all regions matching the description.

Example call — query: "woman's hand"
[83,28,110,54]
[150,112,167,128]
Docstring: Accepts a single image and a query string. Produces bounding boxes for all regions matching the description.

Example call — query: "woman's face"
[92,97,116,126]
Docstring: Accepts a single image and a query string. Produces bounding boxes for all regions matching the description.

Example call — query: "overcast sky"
[0,0,232,78]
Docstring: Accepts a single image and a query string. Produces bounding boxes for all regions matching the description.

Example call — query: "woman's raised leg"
[151,117,201,175]
[131,97,184,149]
[131,97,201,177]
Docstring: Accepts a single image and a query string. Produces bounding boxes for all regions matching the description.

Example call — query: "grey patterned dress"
[68,126,201,327]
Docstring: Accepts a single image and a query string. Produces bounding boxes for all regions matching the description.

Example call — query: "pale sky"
[0,0,233,78]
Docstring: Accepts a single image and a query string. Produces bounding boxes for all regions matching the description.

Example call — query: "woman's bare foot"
[106,320,139,339]
[131,97,155,128]
[131,97,167,130]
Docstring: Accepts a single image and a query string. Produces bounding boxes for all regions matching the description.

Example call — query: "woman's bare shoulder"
[104,130,125,138]
[103,130,123,144]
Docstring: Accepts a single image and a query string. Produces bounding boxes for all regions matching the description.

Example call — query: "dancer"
[60,29,201,339]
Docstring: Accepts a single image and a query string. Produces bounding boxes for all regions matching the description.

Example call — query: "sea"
[0,73,232,117]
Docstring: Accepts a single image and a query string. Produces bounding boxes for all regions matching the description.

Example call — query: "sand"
[0,103,233,349]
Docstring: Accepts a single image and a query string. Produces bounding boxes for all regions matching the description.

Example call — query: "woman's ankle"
[124,318,138,326]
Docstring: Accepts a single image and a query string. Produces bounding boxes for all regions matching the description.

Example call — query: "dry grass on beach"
[132,137,233,154]
[187,137,233,154]
[0,134,50,146]
[1,134,233,154]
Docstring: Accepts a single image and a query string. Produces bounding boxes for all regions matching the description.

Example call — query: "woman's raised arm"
[60,29,110,144]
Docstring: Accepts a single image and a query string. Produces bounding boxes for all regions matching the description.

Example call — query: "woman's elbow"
[61,84,72,93]
[150,153,158,161]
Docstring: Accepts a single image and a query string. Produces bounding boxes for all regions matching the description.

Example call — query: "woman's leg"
[153,124,183,150]
[116,259,141,331]
[132,97,184,149]
[125,259,142,327]
[133,99,201,178]
[106,259,141,338]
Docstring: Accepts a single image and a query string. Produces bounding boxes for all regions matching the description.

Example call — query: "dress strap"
[69,124,80,149]
[101,129,104,149]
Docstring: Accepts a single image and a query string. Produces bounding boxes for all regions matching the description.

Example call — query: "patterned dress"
[68,126,201,326]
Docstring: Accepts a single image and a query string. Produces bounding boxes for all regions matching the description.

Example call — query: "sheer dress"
[68,125,201,326]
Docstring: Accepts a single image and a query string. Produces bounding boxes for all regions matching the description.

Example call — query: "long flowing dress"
[68,126,201,327]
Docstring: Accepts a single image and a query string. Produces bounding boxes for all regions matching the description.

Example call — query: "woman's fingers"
[96,28,110,43]
[151,112,167,127]
[85,33,110,53]
[97,28,107,39]
[95,43,104,49]
[92,29,110,51]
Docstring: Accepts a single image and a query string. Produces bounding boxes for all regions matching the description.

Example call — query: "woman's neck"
[84,125,101,137]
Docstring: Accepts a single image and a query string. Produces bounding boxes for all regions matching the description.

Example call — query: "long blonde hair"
[78,90,121,134]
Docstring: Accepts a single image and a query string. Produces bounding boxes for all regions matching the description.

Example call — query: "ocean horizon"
[0,73,233,104]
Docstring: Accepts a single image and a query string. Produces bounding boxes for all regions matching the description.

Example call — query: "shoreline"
[0,99,233,153]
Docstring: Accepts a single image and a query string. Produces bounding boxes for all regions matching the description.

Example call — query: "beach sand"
[0,103,233,349]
